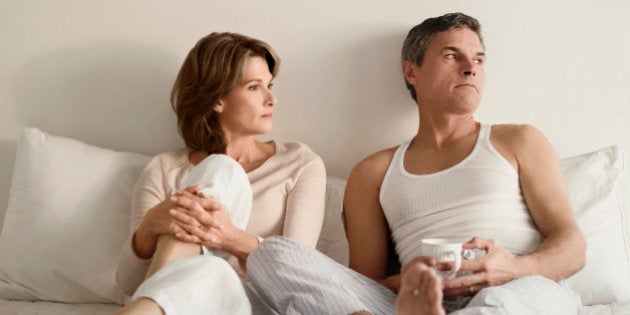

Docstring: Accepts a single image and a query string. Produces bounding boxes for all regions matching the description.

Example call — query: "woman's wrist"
[224,230,260,261]
[132,223,158,259]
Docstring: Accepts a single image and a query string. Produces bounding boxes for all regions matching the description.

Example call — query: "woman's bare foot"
[113,297,164,315]
[396,263,445,315]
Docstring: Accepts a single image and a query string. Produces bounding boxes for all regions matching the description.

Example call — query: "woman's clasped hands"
[167,185,242,252]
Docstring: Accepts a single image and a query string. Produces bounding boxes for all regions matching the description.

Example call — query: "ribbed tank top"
[380,123,543,266]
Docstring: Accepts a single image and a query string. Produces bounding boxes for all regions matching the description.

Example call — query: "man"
[247,12,585,314]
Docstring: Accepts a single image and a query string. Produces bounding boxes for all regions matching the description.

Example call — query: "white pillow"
[316,177,348,266]
[561,146,630,305]
[0,128,150,303]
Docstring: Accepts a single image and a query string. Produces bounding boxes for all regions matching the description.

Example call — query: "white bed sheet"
[579,300,630,315]
[1,299,629,314]
[0,299,118,314]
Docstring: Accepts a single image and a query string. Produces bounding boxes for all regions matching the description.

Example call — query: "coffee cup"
[420,238,463,280]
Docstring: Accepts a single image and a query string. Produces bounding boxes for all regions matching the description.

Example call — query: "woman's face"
[215,56,276,139]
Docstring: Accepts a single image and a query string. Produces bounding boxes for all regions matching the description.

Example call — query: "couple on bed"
[113,12,585,315]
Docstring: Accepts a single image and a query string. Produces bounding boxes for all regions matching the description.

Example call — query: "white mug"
[420,238,463,280]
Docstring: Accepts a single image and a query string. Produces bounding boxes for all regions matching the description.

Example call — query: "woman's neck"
[188,135,276,172]
[225,137,269,163]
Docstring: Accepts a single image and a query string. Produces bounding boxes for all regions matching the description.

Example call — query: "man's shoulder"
[491,123,538,135]
[358,146,398,169]
[350,146,399,183]
[491,123,544,146]
[490,124,550,165]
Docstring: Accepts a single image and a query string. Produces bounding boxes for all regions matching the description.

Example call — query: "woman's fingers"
[169,208,202,226]
[174,230,202,243]
[181,185,203,195]
[172,191,222,212]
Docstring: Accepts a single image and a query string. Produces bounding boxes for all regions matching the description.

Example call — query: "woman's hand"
[441,237,522,297]
[133,185,202,258]
[169,190,259,260]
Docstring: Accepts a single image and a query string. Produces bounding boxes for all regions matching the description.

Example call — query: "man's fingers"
[462,237,494,251]
[443,283,483,297]
[459,259,486,272]
[441,272,486,290]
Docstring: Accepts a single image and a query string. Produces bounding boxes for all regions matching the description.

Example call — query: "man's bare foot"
[396,263,445,315]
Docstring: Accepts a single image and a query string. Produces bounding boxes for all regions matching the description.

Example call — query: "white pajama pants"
[247,236,581,315]
[133,255,252,315]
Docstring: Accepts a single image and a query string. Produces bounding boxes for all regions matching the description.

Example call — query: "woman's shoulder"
[275,141,322,164]
[144,148,190,172]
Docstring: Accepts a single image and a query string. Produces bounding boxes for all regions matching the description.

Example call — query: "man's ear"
[402,60,418,86]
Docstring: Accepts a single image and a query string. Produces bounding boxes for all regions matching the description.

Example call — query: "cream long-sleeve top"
[116,142,327,296]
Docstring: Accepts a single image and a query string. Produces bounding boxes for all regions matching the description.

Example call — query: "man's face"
[407,27,486,114]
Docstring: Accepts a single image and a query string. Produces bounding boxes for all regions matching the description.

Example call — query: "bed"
[0,128,629,314]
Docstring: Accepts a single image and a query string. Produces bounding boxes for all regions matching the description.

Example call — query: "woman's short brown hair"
[171,32,280,154]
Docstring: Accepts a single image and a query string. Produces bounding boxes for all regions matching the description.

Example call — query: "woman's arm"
[281,153,327,247]
[172,148,327,255]
[116,156,168,295]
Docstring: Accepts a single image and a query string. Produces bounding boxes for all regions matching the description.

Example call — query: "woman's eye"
[248,85,259,91]
[268,83,274,90]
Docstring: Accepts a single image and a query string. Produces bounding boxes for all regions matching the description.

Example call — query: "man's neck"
[414,114,478,150]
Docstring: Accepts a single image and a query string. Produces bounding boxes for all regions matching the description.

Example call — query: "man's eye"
[474,58,484,65]
[268,83,274,90]
[445,54,456,59]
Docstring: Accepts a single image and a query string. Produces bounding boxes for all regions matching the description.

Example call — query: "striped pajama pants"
[247,236,581,315]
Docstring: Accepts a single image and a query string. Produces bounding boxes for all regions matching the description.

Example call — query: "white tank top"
[380,123,543,266]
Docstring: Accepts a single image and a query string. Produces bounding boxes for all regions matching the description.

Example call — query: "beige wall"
[1,1,630,214]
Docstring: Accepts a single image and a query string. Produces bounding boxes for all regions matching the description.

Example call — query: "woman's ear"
[402,60,418,86]
[214,101,224,113]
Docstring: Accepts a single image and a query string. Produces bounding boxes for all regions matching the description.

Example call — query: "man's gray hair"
[401,12,484,101]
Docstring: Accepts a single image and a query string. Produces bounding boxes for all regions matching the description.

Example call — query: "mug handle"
[438,250,462,280]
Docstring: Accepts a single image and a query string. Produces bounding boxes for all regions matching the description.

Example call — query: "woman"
[115,32,327,315]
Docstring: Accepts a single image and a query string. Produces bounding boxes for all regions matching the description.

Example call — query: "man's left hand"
[441,237,523,297]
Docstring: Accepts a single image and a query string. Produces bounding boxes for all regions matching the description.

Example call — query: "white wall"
[1,1,630,213]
